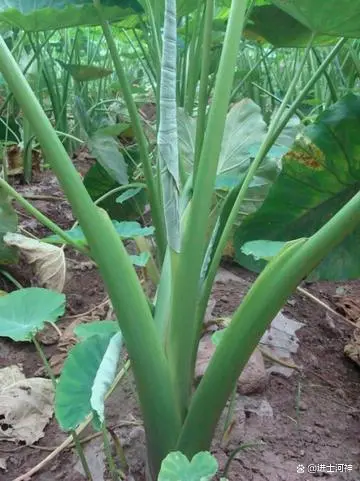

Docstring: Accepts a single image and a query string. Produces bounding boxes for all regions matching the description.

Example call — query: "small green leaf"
[56,332,122,431]
[89,134,128,185]
[56,60,113,81]
[158,451,218,481]
[112,221,154,238]
[211,329,227,347]
[130,252,150,267]
[116,187,143,204]
[74,321,119,340]
[96,123,130,137]
[0,288,65,341]
[241,240,289,261]
[43,221,154,246]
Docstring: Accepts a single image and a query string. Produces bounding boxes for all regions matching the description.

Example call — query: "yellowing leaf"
[4,233,66,292]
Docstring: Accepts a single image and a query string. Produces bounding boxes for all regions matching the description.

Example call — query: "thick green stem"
[184,0,203,114]
[94,3,166,262]
[193,0,214,181]
[168,0,248,418]
[179,186,360,454]
[0,36,180,475]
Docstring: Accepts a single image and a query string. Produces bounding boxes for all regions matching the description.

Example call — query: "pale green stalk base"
[168,0,249,418]
[0,36,180,476]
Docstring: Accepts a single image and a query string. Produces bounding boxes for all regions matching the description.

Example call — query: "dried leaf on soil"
[344,329,360,367]
[0,457,7,471]
[4,233,66,292]
[334,295,360,323]
[0,365,54,444]
[260,312,304,377]
[334,296,360,366]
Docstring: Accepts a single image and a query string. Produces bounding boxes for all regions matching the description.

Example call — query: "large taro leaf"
[178,99,298,222]
[0,0,143,31]
[55,332,122,430]
[0,288,65,341]
[273,0,360,38]
[0,189,18,264]
[245,4,335,47]
[235,93,360,281]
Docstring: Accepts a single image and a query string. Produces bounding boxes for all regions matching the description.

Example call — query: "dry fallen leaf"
[344,329,360,367]
[0,456,7,471]
[334,295,360,323]
[4,232,66,292]
[0,365,54,444]
[260,312,304,377]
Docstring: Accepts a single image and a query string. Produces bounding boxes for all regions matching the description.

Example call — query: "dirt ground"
[0,158,359,481]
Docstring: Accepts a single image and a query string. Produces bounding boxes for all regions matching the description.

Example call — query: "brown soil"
[1,160,360,481]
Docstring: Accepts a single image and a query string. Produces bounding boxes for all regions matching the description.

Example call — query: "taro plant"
[1,0,360,480]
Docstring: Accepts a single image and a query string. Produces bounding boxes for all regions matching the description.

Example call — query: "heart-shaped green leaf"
[56,332,122,431]
[0,288,65,341]
[158,451,218,481]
